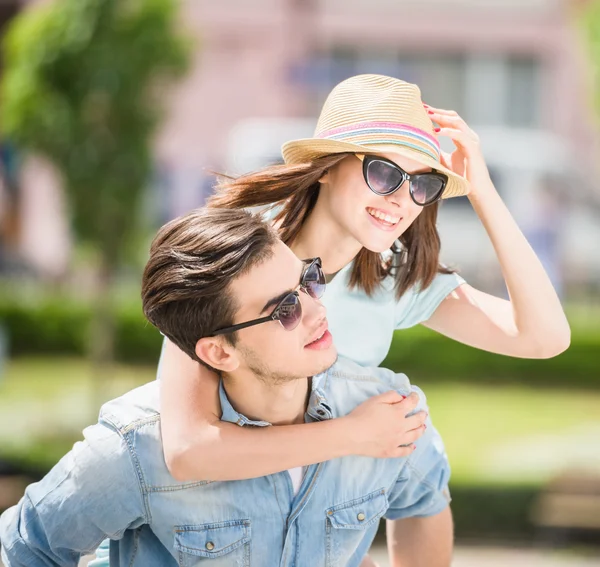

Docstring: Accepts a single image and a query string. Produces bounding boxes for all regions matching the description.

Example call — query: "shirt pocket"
[325,488,388,567]
[175,520,251,567]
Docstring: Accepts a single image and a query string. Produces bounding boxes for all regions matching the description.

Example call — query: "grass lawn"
[1,357,599,487]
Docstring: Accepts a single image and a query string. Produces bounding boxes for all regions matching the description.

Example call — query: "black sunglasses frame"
[210,257,324,337]
[361,154,448,206]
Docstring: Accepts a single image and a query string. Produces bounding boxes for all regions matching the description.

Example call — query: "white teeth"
[367,208,400,225]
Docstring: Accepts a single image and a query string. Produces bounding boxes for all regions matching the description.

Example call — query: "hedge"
[382,326,600,389]
[0,296,163,364]
[0,296,598,387]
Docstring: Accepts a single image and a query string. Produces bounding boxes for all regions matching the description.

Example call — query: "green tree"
[582,0,600,117]
[1,0,189,397]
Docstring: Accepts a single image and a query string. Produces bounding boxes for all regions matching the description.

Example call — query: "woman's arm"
[422,105,570,358]
[160,339,426,482]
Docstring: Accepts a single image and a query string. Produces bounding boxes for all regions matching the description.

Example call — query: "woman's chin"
[359,237,398,254]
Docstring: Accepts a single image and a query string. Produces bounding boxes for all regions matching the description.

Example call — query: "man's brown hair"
[141,208,278,364]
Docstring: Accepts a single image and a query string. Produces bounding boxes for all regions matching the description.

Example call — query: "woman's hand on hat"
[424,104,493,198]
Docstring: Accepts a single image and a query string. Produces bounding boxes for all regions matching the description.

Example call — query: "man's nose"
[300,290,327,325]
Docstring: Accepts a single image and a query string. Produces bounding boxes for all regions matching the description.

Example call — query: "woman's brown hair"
[207,154,455,300]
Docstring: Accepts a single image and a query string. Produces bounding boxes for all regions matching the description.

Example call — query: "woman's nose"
[384,180,415,210]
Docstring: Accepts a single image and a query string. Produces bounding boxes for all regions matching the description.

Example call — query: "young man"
[0,208,450,567]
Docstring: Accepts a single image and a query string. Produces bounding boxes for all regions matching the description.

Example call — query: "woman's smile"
[365,206,402,231]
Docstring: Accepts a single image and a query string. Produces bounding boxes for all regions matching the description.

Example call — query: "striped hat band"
[316,121,441,161]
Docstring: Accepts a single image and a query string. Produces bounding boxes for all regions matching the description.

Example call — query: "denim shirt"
[0,357,450,567]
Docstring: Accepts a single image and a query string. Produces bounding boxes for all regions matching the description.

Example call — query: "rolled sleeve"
[395,271,465,330]
[0,420,147,567]
[384,421,451,520]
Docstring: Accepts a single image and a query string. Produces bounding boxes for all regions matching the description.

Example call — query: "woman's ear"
[195,337,239,373]
[318,169,330,184]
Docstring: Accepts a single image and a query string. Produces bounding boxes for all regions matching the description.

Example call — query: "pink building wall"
[5,0,599,277]
[155,0,597,170]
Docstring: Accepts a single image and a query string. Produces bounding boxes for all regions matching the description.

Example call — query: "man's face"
[226,241,337,383]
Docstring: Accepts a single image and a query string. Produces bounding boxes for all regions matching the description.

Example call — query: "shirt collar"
[219,368,335,427]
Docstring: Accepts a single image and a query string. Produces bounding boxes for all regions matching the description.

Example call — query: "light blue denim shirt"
[0,357,450,567]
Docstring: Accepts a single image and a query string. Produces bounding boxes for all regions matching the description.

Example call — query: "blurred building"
[2,0,600,293]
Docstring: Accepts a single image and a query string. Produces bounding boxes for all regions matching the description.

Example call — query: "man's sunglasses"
[211,257,325,336]
[357,154,448,206]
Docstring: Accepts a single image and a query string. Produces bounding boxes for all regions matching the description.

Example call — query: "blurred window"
[396,54,467,117]
[506,56,541,128]
[304,49,540,129]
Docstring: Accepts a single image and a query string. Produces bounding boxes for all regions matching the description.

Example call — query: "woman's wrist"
[324,416,357,458]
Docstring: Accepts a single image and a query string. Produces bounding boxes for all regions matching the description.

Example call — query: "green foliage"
[582,0,600,119]
[1,0,190,261]
[0,294,599,385]
[372,485,541,542]
[0,294,163,363]
[382,326,600,388]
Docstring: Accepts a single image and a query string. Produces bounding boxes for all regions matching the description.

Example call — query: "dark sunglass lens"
[276,293,302,330]
[366,159,404,195]
[410,175,446,205]
[302,263,326,299]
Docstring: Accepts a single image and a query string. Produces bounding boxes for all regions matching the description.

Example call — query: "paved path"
[368,545,600,567]
[3,544,598,566]
[70,545,599,566]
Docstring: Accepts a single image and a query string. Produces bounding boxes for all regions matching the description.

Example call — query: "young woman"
[92,74,570,567]
[158,73,569,476]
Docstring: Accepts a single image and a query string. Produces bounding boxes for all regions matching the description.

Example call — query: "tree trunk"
[89,251,117,414]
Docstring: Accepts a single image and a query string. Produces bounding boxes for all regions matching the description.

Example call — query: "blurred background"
[0,0,599,565]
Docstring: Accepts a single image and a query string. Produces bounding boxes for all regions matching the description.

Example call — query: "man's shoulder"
[329,357,410,387]
[321,357,412,402]
[99,381,161,434]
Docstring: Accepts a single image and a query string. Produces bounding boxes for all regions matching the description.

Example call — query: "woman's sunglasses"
[211,257,325,336]
[357,154,448,206]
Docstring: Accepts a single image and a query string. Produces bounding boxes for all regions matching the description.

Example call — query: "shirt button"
[316,409,325,416]
[206,542,215,551]
[357,512,366,521]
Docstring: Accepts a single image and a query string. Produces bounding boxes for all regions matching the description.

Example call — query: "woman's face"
[318,152,432,253]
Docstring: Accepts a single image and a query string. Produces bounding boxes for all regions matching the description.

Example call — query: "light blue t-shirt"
[263,206,465,367]
[320,260,465,367]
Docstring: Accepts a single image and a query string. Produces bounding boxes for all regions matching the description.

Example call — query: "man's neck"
[223,369,310,426]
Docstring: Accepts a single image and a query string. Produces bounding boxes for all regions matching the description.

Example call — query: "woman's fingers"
[431,113,473,135]
[402,426,427,444]
[425,104,478,136]
[435,127,474,148]
[390,445,417,458]
[403,411,428,432]
[423,103,460,117]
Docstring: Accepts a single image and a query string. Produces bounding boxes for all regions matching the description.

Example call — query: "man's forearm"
[387,509,453,567]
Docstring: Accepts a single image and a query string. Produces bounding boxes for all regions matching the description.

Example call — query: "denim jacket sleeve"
[0,418,148,567]
[384,420,451,521]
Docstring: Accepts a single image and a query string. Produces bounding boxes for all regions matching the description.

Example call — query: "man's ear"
[195,337,239,373]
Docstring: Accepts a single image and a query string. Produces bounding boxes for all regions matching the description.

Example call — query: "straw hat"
[282,74,469,199]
